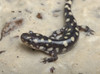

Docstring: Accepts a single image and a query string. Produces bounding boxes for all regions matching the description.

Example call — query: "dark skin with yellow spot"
[21,0,94,63]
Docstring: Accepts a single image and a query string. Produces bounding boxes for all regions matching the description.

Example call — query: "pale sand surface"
[0,0,100,74]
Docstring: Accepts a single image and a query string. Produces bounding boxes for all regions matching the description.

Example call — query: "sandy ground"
[0,0,100,74]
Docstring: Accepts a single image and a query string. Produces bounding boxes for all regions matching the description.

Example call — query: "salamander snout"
[21,31,39,44]
[21,32,39,49]
[21,31,35,42]
[21,33,29,42]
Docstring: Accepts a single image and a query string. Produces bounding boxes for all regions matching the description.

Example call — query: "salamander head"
[21,31,40,49]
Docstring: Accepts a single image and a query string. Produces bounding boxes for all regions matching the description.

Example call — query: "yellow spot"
[65,12,67,16]
[36,33,39,36]
[33,39,38,43]
[48,47,53,51]
[66,0,72,5]
[75,27,79,31]
[69,12,72,15]
[71,37,75,42]
[48,39,52,42]
[62,27,65,29]
[56,35,62,39]
[56,48,59,53]
[66,33,70,35]
[64,36,68,39]
[66,18,70,22]
[75,32,79,36]
[41,38,44,42]
[68,28,71,31]
[26,37,31,39]
[39,46,44,49]
[46,44,49,46]
[51,37,55,39]
[71,23,74,26]
[30,44,34,48]
[63,41,68,47]
[74,19,77,22]
[56,30,61,34]
[65,5,71,10]
[65,5,69,8]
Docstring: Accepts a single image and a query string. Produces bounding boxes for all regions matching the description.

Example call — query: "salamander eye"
[29,31,33,34]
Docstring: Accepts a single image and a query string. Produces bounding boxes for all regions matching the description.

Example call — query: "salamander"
[21,0,94,63]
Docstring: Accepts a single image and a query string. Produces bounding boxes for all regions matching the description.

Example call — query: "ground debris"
[36,13,43,19]
[50,67,55,73]
[0,18,23,41]
[0,50,5,54]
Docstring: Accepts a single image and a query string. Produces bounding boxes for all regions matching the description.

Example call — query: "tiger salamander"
[21,0,94,63]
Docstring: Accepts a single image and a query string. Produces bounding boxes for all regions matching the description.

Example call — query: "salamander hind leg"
[42,49,58,64]
[78,25,95,36]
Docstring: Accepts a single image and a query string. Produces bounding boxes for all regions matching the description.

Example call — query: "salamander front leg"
[42,50,58,63]
[78,25,95,35]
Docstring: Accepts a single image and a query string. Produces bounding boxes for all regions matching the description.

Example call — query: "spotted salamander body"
[21,0,94,63]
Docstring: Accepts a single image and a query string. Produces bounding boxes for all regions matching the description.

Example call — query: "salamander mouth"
[23,41,38,50]
[21,38,25,42]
